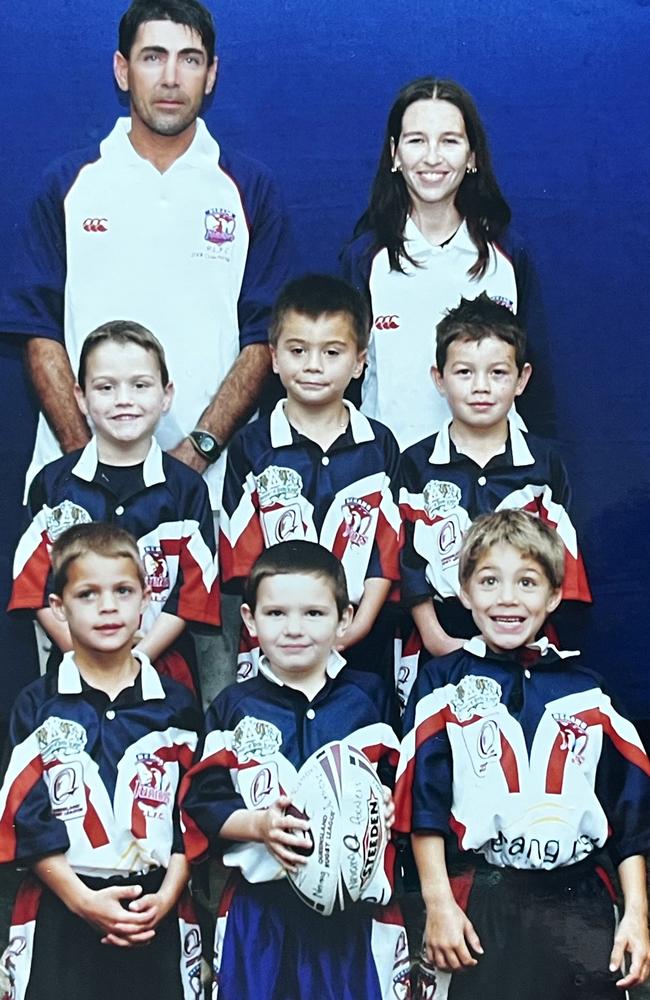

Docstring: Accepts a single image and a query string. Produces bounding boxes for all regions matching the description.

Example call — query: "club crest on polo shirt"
[133,753,172,810]
[46,500,92,542]
[255,466,303,507]
[450,675,502,723]
[36,717,87,762]
[423,479,462,519]
[204,207,236,245]
[232,716,283,763]
[342,498,373,546]
[142,546,170,601]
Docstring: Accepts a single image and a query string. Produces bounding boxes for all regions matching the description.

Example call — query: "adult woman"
[342,76,553,447]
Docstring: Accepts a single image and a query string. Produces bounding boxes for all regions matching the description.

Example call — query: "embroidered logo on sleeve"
[232,716,283,763]
[255,466,303,507]
[46,501,92,542]
[36,717,87,761]
[423,480,462,518]
[450,675,502,722]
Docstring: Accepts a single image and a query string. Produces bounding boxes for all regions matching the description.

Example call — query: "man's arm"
[169,342,271,473]
[25,338,90,453]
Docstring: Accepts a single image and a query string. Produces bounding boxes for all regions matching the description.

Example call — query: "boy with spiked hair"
[396,510,650,999]
[219,274,401,681]
[0,523,202,1000]
[398,292,591,705]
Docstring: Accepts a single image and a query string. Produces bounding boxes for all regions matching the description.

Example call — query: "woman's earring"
[466,165,478,175]
[391,163,401,174]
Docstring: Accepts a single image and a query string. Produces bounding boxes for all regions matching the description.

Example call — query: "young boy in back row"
[396,510,650,999]
[9,321,219,695]
[399,293,591,703]
[0,523,202,1000]
[181,541,408,999]
[220,275,401,679]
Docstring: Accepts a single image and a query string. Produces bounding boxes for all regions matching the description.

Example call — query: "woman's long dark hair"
[353,77,511,278]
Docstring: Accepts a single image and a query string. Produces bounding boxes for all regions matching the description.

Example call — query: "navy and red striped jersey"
[395,637,650,869]
[400,418,591,610]
[220,400,401,604]
[10,437,220,629]
[0,651,201,874]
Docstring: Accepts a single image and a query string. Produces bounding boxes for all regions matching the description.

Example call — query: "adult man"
[3,0,292,509]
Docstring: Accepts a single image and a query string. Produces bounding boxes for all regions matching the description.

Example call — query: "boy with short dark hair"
[220,274,401,678]
[399,293,590,703]
[9,320,219,693]
[0,523,203,1000]
[396,510,650,999]
[181,540,408,999]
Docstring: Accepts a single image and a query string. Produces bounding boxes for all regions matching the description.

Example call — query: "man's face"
[114,19,217,139]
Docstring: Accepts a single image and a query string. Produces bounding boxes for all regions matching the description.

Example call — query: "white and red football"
[285,741,388,915]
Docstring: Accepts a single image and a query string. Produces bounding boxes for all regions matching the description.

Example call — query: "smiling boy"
[396,510,650,999]
[220,274,401,680]
[0,523,202,1000]
[398,293,590,701]
[9,320,219,693]
[182,540,407,999]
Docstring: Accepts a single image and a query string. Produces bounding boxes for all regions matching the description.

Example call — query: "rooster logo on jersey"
[553,713,589,765]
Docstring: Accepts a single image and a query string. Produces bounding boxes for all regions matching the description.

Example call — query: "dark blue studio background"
[0,1,648,731]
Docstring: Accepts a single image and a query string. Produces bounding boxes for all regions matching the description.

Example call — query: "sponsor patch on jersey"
[232,716,283,763]
[46,761,87,820]
[450,674,502,722]
[255,465,303,507]
[82,217,108,233]
[462,717,502,776]
[142,546,170,599]
[133,753,172,809]
[36,716,87,762]
[373,314,400,331]
[238,762,280,808]
[46,500,92,542]
[552,712,589,764]
[342,498,373,546]
[423,479,462,518]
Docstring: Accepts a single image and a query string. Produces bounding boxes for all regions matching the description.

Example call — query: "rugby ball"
[285,741,388,915]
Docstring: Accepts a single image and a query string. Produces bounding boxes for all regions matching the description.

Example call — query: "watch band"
[189,429,222,464]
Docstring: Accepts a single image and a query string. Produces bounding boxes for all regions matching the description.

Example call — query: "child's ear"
[48,593,67,623]
[351,350,367,381]
[161,382,174,414]
[240,604,258,639]
[546,587,563,616]
[139,586,152,616]
[335,604,354,641]
[431,366,446,397]
[514,362,533,398]
[270,346,280,375]
[73,383,89,417]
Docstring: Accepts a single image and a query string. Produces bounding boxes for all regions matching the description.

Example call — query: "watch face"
[198,433,215,453]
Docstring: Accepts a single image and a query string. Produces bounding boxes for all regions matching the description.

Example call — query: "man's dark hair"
[243,541,350,617]
[118,0,216,63]
[436,292,527,373]
[269,274,371,351]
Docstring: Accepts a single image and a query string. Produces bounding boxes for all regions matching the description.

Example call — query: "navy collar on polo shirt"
[71,437,166,488]
[429,415,534,467]
[269,399,376,449]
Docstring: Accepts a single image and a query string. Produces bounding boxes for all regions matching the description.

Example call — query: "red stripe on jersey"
[83,788,110,847]
[374,898,405,927]
[175,536,220,626]
[394,707,449,830]
[545,731,567,794]
[578,708,650,775]
[219,519,264,584]
[375,509,401,582]
[177,886,198,924]
[363,742,399,767]
[561,550,592,603]
[8,534,52,610]
[399,501,441,527]
[11,875,43,925]
[0,756,45,862]
[499,732,521,792]
[595,864,617,902]
[181,810,210,863]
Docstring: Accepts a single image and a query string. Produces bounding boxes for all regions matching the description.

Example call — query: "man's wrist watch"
[188,429,223,464]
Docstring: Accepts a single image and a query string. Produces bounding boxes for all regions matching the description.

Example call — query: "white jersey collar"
[429,414,534,467]
[105,117,220,170]
[463,634,580,661]
[257,649,347,687]
[71,437,166,487]
[57,649,166,699]
[269,399,375,448]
